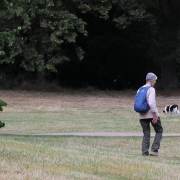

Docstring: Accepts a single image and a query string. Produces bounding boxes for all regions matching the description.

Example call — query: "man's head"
[146,72,157,87]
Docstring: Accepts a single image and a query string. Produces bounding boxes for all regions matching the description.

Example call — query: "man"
[138,72,163,156]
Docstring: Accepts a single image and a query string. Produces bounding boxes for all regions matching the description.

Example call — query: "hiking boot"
[150,152,163,157]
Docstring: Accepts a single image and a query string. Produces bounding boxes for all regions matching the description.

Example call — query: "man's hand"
[152,112,158,124]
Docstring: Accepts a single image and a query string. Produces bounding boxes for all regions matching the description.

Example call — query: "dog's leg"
[176,108,178,116]
[166,111,168,117]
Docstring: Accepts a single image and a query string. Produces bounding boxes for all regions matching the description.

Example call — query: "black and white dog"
[163,105,179,116]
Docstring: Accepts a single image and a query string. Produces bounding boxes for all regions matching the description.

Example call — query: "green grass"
[0,135,180,179]
[0,109,142,133]
[1,109,180,134]
[0,90,180,134]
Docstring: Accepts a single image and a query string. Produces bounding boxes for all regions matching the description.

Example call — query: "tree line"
[0,0,180,90]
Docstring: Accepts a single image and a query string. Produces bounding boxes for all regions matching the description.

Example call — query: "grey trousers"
[140,117,163,156]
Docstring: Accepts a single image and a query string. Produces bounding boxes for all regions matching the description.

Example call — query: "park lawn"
[0,135,180,180]
[0,90,180,180]
[0,90,180,134]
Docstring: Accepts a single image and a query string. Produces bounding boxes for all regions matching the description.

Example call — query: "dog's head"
[163,105,170,114]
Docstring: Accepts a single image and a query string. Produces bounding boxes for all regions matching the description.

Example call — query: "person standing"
[138,72,163,156]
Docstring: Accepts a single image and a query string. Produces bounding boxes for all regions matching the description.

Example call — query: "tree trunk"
[36,38,46,83]
[159,0,179,90]
[37,69,46,83]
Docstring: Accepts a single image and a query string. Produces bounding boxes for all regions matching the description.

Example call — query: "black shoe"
[142,154,149,156]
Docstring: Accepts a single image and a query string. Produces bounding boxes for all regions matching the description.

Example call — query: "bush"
[0,99,7,128]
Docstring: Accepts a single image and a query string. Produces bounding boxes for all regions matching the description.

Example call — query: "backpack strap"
[140,86,151,91]
[137,86,151,93]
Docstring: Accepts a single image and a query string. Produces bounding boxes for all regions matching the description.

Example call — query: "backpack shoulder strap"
[137,86,151,93]
[138,87,143,92]
[145,86,152,92]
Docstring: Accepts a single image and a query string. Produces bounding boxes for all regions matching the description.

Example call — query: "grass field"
[0,135,180,180]
[0,89,180,179]
[1,90,180,134]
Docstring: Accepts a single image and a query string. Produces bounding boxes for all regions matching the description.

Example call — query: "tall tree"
[0,0,23,55]
[2,0,178,90]
[0,0,87,82]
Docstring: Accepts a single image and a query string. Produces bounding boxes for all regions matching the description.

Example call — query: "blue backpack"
[134,86,151,113]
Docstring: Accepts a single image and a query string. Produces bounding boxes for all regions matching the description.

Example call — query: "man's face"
[151,79,156,87]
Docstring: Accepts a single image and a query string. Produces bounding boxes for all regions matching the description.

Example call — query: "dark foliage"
[56,7,160,90]
[0,121,5,128]
[0,0,179,90]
